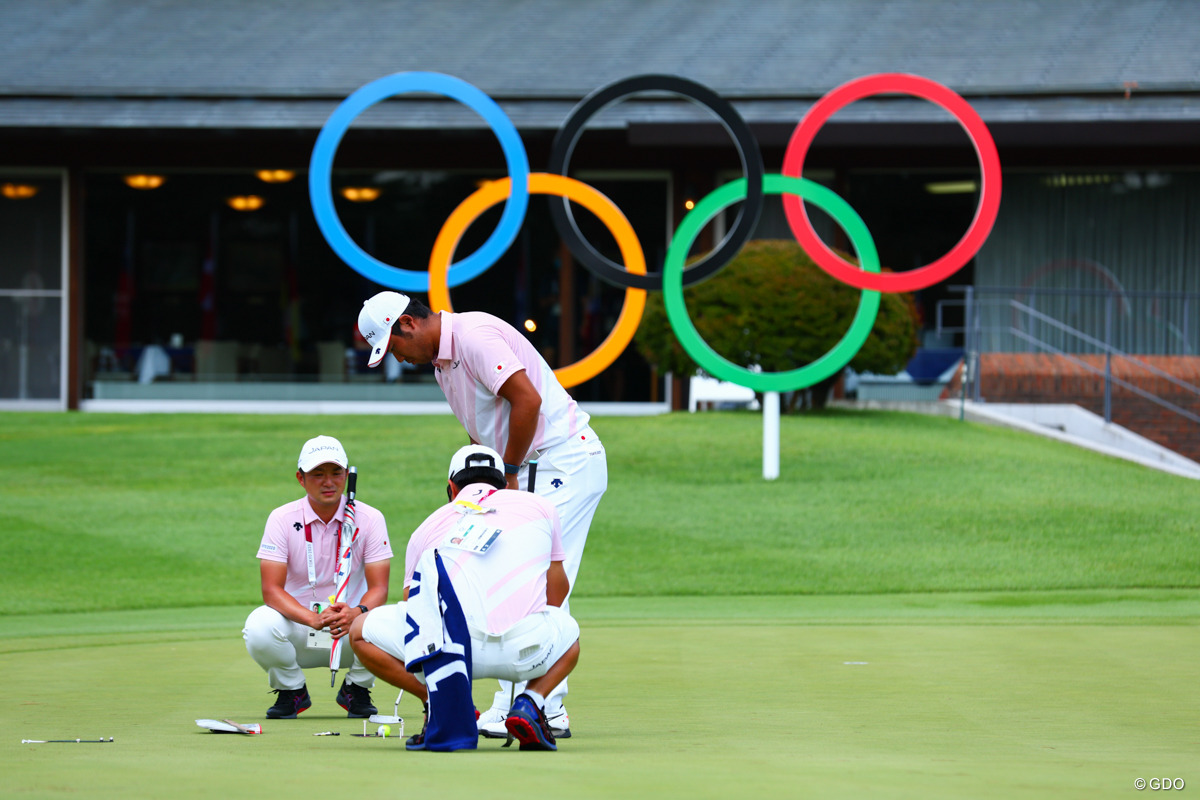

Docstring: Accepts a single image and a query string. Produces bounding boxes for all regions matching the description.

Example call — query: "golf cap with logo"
[298,435,349,472]
[448,444,504,483]
[358,291,411,368]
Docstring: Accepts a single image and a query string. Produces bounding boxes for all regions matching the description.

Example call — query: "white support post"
[763,391,780,480]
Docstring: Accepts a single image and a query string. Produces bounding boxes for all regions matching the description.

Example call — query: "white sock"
[524,690,545,710]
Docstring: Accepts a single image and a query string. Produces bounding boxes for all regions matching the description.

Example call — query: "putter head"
[368,714,402,725]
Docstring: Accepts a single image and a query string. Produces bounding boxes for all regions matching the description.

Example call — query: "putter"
[23,738,114,743]
[362,690,404,739]
[196,719,262,735]
[502,684,516,748]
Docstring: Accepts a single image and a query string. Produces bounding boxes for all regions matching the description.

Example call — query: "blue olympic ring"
[308,72,530,291]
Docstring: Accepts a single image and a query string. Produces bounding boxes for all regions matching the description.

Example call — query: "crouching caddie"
[349,444,580,751]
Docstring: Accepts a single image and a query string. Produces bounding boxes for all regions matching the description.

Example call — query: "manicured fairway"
[3,592,1197,799]
[2,410,1197,798]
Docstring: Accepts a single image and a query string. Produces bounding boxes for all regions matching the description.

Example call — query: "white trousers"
[361,602,580,683]
[243,605,376,691]
[504,426,607,714]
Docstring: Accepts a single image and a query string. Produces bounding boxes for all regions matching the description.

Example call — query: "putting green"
[3,592,1196,799]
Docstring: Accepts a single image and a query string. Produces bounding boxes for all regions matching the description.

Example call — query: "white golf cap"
[358,291,411,368]
[447,444,504,482]
[297,435,349,472]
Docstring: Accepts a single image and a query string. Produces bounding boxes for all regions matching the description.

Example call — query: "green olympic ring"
[662,174,881,393]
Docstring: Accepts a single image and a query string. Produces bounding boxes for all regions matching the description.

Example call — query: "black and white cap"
[357,291,411,368]
[447,444,504,483]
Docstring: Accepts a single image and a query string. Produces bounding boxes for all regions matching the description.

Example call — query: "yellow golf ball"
[378,725,390,738]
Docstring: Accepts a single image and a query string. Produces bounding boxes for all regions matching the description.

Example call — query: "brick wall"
[942,354,1200,462]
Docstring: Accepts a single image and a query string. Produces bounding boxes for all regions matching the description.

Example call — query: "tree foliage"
[635,239,919,392]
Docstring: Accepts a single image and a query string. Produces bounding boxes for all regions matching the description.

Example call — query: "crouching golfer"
[243,435,392,719]
[348,444,580,751]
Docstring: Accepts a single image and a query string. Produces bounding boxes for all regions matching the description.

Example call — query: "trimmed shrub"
[635,239,919,405]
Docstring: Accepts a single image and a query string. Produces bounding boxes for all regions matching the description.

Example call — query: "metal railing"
[938,287,1200,426]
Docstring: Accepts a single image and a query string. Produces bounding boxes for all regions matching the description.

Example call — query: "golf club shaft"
[330,466,358,686]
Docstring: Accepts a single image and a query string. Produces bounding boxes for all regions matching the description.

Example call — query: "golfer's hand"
[506,473,519,491]
[320,603,353,639]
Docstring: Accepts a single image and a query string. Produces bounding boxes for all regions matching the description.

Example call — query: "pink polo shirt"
[257,496,392,608]
[433,311,589,462]
[403,483,565,635]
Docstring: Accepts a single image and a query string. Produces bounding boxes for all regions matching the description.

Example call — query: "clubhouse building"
[2,0,1197,455]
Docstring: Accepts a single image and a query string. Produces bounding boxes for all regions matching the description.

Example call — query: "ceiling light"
[124,174,166,190]
[1,183,38,199]
[227,195,265,211]
[924,180,977,195]
[256,169,295,184]
[524,319,537,333]
[1042,174,1116,189]
[341,186,381,202]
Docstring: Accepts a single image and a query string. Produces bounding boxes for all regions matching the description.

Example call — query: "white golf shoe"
[546,709,572,739]
[477,706,509,739]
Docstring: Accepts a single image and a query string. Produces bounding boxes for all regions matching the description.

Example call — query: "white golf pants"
[243,605,376,691]
[504,427,606,714]
[361,602,579,684]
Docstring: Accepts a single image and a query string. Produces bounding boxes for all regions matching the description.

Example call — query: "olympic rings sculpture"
[310,71,1002,392]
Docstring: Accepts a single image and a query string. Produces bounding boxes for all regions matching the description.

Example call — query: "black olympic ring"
[547,74,765,291]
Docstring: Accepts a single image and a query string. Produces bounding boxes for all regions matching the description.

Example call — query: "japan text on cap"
[298,435,348,472]
[358,291,411,368]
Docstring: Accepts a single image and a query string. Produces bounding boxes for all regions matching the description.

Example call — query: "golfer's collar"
[434,310,454,367]
[302,495,346,528]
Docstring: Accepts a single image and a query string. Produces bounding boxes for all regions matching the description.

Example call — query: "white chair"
[688,374,759,412]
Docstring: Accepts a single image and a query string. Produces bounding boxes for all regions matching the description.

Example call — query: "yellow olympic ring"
[429,173,646,388]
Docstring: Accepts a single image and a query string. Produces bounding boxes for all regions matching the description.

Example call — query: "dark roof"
[2,0,1198,129]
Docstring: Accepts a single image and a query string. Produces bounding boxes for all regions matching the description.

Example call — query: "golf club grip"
[527,459,537,493]
[347,466,357,500]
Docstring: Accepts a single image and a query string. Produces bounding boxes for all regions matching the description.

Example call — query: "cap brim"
[367,345,387,368]
[298,457,348,471]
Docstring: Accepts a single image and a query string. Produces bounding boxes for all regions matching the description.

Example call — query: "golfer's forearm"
[497,371,541,465]
[358,561,390,611]
[504,412,537,467]
[546,562,569,607]
[263,585,321,629]
[357,586,389,611]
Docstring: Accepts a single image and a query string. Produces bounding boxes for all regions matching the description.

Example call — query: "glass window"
[0,173,64,404]
[82,169,668,402]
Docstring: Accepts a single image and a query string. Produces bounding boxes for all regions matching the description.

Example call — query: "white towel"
[403,548,445,666]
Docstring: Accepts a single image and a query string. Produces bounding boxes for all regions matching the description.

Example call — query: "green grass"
[2,410,1197,614]
[1,410,1196,798]
[3,595,1197,800]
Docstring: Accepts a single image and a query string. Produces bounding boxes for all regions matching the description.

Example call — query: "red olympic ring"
[781,73,1002,293]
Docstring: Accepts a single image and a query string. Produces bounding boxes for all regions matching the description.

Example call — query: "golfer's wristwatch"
[356,604,368,615]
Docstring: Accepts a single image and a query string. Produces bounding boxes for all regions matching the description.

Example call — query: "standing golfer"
[358,291,606,738]
[243,435,392,719]
[349,444,580,751]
